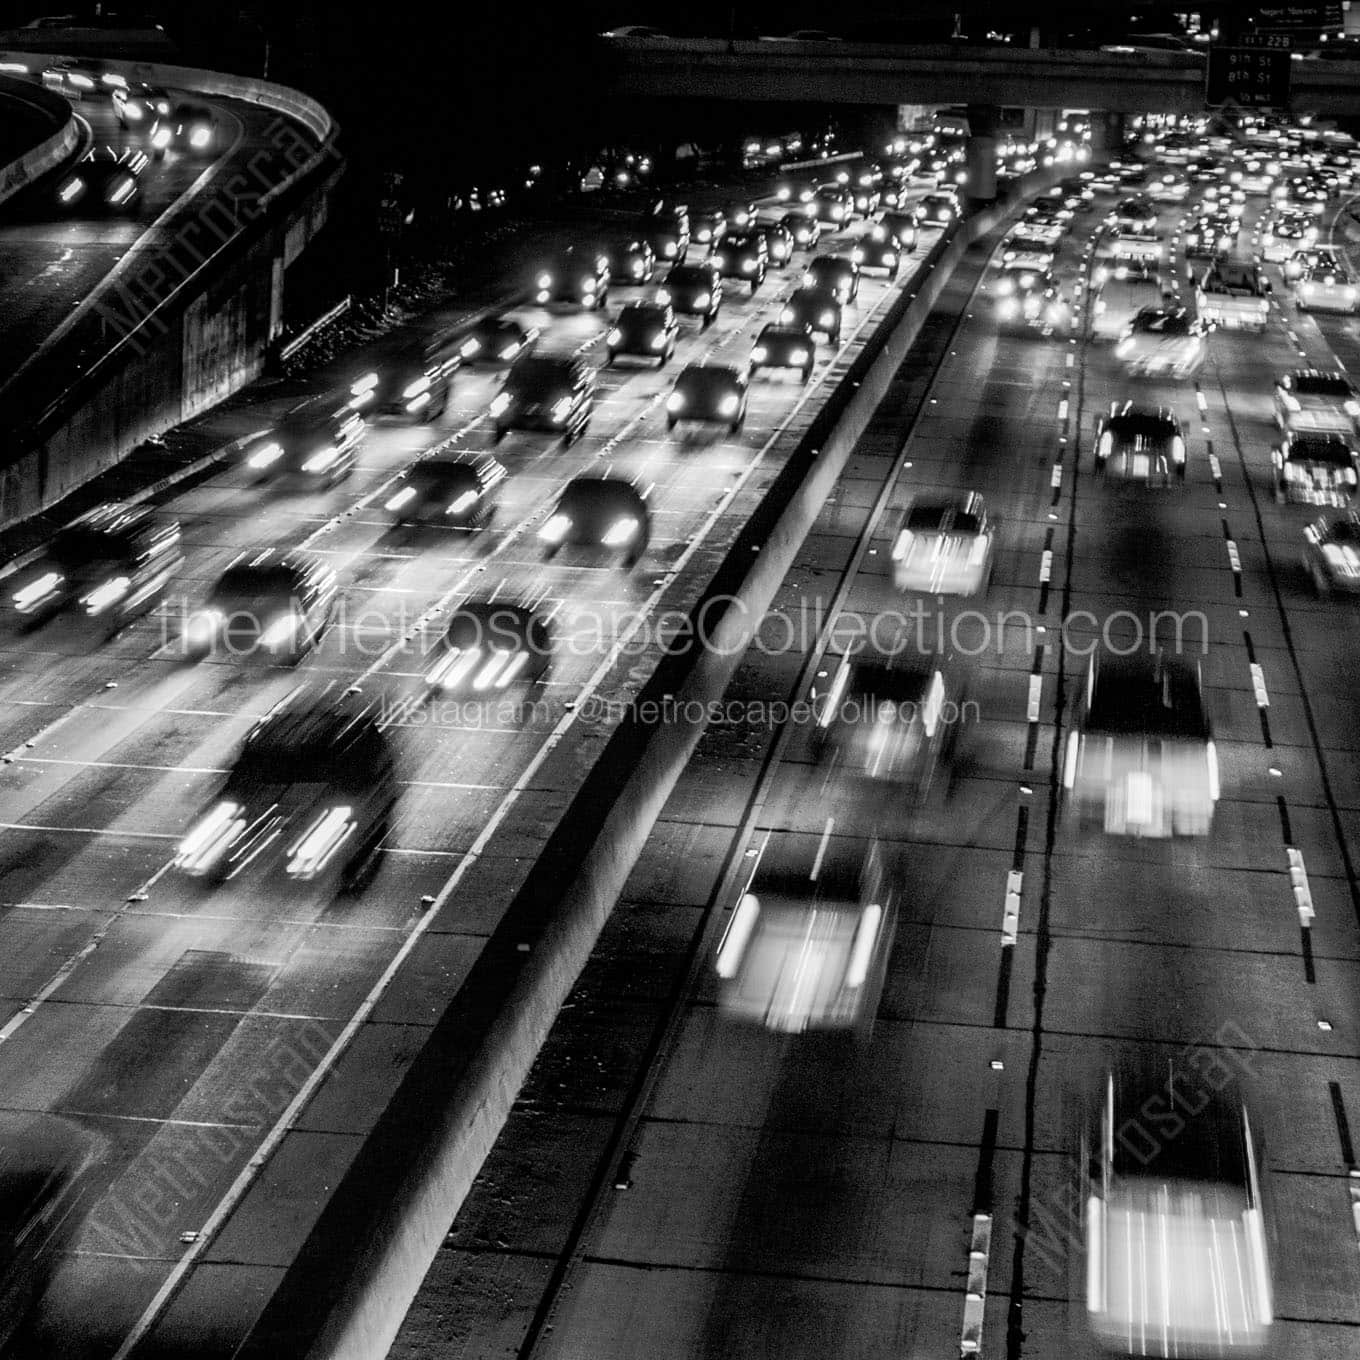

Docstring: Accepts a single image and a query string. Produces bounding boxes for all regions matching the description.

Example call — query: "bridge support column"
[965,105,999,210]
[1089,112,1126,162]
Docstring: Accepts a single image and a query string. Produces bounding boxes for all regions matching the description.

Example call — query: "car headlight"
[1115,337,1135,356]
[632,260,644,276]
[489,392,512,417]
[499,342,521,360]
[741,259,754,272]
[694,292,711,309]
[607,328,622,346]
[248,441,284,470]
[184,607,223,647]
[718,394,739,416]
[539,512,571,542]
[386,486,417,512]
[581,277,596,293]
[302,446,339,474]
[883,251,896,264]
[655,288,671,304]
[792,350,809,365]
[260,613,299,649]
[536,271,552,289]
[82,575,131,615]
[649,332,665,350]
[820,311,835,327]
[402,375,431,399]
[995,276,1014,296]
[550,396,573,423]
[602,516,639,546]
[189,124,211,149]
[58,178,84,204]
[351,371,379,398]
[997,298,1018,320]
[174,799,245,874]
[667,392,685,412]
[780,307,795,324]
[662,241,677,257]
[852,248,865,263]
[286,805,357,879]
[751,346,768,362]
[777,186,791,200]
[460,337,481,357]
[122,102,143,121]
[1345,400,1360,418]
[12,570,64,613]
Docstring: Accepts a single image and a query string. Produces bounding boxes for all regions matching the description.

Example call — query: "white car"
[1274,369,1360,436]
[1114,306,1208,379]
[1295,262,1360,313]
[891,492,995,596]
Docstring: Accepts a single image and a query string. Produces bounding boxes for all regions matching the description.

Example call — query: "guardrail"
[0,73,79,206]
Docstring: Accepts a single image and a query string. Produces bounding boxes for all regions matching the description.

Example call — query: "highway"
[391,164,1360,1356]
[0,163,949,1356]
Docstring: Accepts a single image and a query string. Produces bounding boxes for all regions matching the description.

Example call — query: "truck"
[1195,259,1271,332]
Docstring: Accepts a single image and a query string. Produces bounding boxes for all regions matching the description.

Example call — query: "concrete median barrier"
[224,171,1054,1360]
[0,73,79,207]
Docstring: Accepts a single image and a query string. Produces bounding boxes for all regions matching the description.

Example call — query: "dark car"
[995,277,1072,337]
[1182,215,1233,260]
[55,146,146,212]
[1092,403,1188,486]
[347,336,459,423]
[873,212,919,251]
[690,209,727,247]
[1273,431,1359,505]
[756,221,795,268]
[538,476,650,566]
[709,230,768,292]
[180,548,338,663]
[424,597,554,694]
[383,454,506,530]
[458,315,539,366]
[112,80,171,126]
[804,254,859,304]
[638,199,690,264]
[598,236,656,285]
[8,502,181,634]
[814,185,855,227]
[607,301,679,367]
[750,323,816,382]
[172,687,399,890]
[851,233,903,279]
[243,398,364,487]
[723,199,757,231]
[657,262,723,327]
[781,211,822,250]
[533,245,610,309]
[489,353,596,443]
[150,99,216,155]
[915,192,958,227]
[666,363,749,433]
[781,287,842,342]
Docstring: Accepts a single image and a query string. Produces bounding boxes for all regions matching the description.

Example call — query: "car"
[995,277,1071,337]
[813,185,855,227]
[750,323,815,382]
[723,199,757,231]
[1114,306,1208,379]
[915,192,957,227]
[1000,231,1058,269]
[1272,431,1359,505]
[890,493,995,597]
[606,301,679,367]
[1092,264,1167,340]
[596,236,655,285]
[1031,186,1077,218]
[1262,216,1319,264]
[804,254,859,303]
[713,825,894,1034]
[810,658,959,803]
[111,81,171,126]
[1282,242,1337,281]
[1023,208,1070,239]
[54,146,146,212]
[347,336,459,423]
[873,212,919,251]
[424,596,554,694]
[690,209,726,247]
[149,100,216,155]
[243,399,364,487]
[1179,215,1232,260]
[657,262,723,327]
[1304,510,1360,594]
[1085,1069,1272,1355]
[1058,175,1096,207]
[179,547,337,664]
[1146,170,1189,202]
[638,200,690,263]
[781,211,822,250]
[1274,369,1360,436]
[780,287,842,342]
[666,363,749,432]
[775,175,818,207]
[851,182,880,215]
[457,315,539,365]
[1108,196,1157,232]
[992,264,1053,297]
[172,687,399,890]
[7,502,181,635]
[533,246,610,309]
[1295,261,1360,313]
[709,230,768,292]
[1062,651,1218,837]
[1194,259,1270,332]
[383,454,505,530]
[538,476,650,566]
[489,353,595,443]
[850,233,903,279]
[1274,174,1327,213]
[756,221,795,268]
[1092,403,1187,487]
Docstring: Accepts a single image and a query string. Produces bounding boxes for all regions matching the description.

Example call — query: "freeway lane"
[392,175,1360,1355]
[0,177,945,1356]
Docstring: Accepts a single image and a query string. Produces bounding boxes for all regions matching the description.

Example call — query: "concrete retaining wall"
[0,50,340,528]
[0,74,78,207]
[229,172,1051,1360]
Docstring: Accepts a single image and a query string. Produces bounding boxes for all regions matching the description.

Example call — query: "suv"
[173,687,400,890]
[348,336,459,423]
[1092,403,1188,486]
[606,301,679,367]
[8,502,182,635]
[243,398,364,488]
[658,262,723,327]
[709,231,768,293]
[489,353,596,443]
[533,246,610,309]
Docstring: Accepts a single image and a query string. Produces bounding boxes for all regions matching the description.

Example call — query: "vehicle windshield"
[507,358,571,390]
[1293,374,1352,397]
